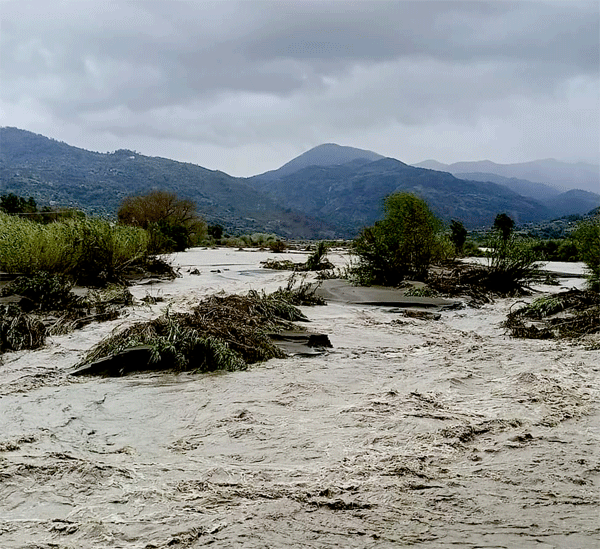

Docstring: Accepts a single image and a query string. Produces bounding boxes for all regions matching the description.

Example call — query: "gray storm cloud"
[1,1,598,175]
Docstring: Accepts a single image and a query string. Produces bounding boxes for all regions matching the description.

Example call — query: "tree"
[573,213,600,291]
[353,192,441,285]
[449,220,468,255]
[118,190,206,252]
[493,213,515,242]
[0,193,37,215]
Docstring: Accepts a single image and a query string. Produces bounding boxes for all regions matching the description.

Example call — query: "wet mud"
[0,249,598,548]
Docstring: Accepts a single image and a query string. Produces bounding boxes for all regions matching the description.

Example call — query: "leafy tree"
[493,213,515,242]
[573,214,600,291]
[0,193,37,215]
[118,190,206,252]
[449,220,468,255]
[208,224,224,240]
[353,192,441,285]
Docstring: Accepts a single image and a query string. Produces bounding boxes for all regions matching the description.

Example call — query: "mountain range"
[414,158,599,195]
[1,127,598,238]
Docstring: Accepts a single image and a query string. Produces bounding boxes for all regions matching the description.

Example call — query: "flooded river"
[1,249,598,548]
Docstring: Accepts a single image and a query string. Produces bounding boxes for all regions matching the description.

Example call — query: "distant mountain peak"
[253,143,385,180]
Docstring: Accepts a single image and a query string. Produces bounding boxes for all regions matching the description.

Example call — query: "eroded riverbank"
[0,249,598,548]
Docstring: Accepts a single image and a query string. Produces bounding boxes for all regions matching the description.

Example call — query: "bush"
[485,230,542,293]
[352,192,441,286]
[305,241,329,270]
[573,214,600,291]
[269,240,286,253]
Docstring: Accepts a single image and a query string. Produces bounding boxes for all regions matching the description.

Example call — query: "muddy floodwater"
[1,249,598,548]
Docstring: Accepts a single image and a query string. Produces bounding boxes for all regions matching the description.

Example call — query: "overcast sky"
[1,1,598,176]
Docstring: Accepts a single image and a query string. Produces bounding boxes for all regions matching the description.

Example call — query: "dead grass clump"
[0,305,46,353]
[261,259,299,270]
[427,264,495,304]
[0,275,135,347]
[505,289,600,340]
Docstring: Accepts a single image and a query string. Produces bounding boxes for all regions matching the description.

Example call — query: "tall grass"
[0,212,149,284]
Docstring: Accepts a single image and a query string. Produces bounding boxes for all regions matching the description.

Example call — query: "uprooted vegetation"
[0,272,136,355]
[426,261,543,304]
[75,279,327,376]
[261,241,334,272]
[504,290,600,341]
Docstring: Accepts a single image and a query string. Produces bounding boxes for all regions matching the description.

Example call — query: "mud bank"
[0,249,598,548]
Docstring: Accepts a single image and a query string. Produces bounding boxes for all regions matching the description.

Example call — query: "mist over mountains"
[1,127,598,239]
[414,158,599,195]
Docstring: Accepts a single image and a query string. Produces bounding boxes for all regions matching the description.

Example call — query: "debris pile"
[504,289,600,340]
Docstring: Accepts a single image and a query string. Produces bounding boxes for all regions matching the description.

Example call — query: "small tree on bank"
[118,190,206,252]
[450,219,468,256]
[493,213,515,242]
[573,213,600,291]
[352,192,441,286]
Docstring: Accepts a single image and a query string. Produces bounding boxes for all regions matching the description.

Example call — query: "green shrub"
[352,192,441,286]
[573,214,600,291]
[305,241,329,270]
[485,230,543,293]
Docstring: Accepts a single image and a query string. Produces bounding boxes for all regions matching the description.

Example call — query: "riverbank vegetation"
[0,272,135,355]
[348,193,592,296]
[0,211,151,285]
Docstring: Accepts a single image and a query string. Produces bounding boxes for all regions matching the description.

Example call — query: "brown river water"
[0,249,598,548]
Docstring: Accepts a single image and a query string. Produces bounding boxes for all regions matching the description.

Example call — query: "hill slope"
[0,127,336,238]
[454,172,561,201]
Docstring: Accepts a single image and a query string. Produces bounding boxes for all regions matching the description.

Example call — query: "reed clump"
[0,212,150,285]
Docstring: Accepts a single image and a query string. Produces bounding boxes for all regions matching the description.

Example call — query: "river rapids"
[0,249,598,548]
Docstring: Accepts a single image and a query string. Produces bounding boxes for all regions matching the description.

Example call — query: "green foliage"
[485,230,543,293]
[3,272,75,311]
[531,239,579,262]
[352,192,441,285]
[221,232,280,248]
[208,224,224,240]
[305,241,329,270]
[573,214,600,291]
[269,240,286,253]
[0,212,149,285]
[449,220,468,255]
[493,213,515,241]
[0,193,37,215]
[405,286,439,298]
[462,240,484,257]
